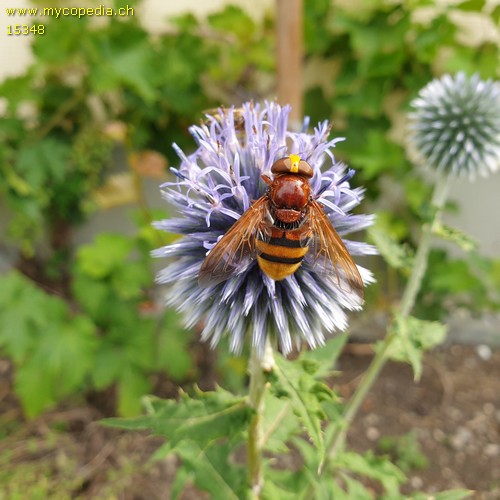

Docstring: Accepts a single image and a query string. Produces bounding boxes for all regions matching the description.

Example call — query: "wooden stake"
[276,0,303,129]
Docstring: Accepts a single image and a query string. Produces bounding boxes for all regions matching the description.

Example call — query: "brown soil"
[338,344,500,499]
[1,344,499,499]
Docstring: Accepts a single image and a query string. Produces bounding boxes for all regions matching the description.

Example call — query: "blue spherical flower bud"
[409,72,500,179]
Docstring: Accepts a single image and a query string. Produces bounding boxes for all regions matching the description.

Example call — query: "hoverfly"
[198,154,364,299]
[202,106,246,132]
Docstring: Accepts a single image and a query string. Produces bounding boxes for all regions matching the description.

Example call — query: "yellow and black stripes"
[255,231,309,281]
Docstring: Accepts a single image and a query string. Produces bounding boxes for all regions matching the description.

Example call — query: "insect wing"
[308,200,364,299]
[198,196,269,288]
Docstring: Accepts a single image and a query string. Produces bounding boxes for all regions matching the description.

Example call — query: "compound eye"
[270,157,290,175]
[270,155,314,177]
[297,159,313,178]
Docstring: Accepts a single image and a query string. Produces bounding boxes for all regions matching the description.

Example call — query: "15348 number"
[7,24,45,35]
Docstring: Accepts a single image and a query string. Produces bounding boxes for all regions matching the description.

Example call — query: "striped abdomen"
[255,227,309,281]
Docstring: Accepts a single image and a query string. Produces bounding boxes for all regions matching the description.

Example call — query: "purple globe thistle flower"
[408,72,500,179]
[154,102,375,356]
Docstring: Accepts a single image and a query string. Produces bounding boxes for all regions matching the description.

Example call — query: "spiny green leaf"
[299,333,349,379]
[271,355,333,469]
[368,224,414,271]
[383,315,447,381]
[104,388,253,448]
[333,450,405,496]
[342,474,374,499]
[173,440,246,500]
[170,465,193,499]
[263,460,311,500]
[261,395,296,454]
[262,479,300,500]
[284,437,357,499]
[433,221,477,252]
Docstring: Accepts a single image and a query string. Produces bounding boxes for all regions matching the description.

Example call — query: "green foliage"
[0,212,193,417]
[108,335,467,497]
[303,0,499,318]
[72,227,193,416]
[106,336,404,497]
[205,6,275,95]
[170,440,247,500]
[417,250,500,319]
[267,333,348,467]
[0,0,274,416]
[432,222,478,253]
[270,354,334,467]
[333,450,406,496]
[0,0,274,252]
[384,314,447,381]
[368,223,414,272]
[0,271,97,417]
[106,388,252,448]
[106,388,252,499]
[378,431,429,472]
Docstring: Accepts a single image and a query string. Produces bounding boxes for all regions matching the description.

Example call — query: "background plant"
[0,0,273,417]
[302,0,500,320]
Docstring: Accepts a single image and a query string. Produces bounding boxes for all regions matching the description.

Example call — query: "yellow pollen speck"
[289,154,300,173]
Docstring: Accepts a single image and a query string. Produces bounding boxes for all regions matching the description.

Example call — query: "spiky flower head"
[408,72,500,179]
[154,102,375,356]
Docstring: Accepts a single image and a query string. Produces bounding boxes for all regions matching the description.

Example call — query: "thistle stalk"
[326,71,500,462]
[247,339,274,498]
[327,173,450,459]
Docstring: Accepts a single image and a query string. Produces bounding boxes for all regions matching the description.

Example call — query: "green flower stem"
[247,339,274,498]
[326,173,450,459]
[400,174,449,317]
